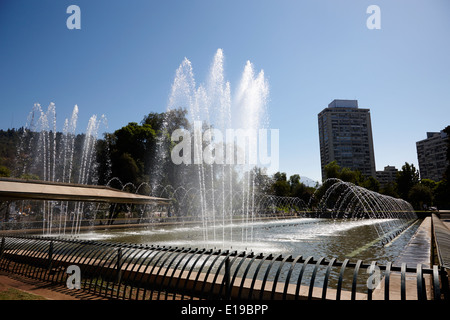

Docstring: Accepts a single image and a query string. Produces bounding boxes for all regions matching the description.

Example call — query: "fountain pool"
[65,217,420,266]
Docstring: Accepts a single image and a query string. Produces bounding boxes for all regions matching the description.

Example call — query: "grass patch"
[0,288,47,300]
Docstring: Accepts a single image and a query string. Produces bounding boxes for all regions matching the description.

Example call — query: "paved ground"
[0,271,105,300]
[372,217,434,300]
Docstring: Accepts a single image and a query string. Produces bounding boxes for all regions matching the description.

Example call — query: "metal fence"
[0,235,448,300]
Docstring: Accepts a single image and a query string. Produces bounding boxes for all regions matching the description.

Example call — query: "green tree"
[289,174,303,197]
[323,160,380,191]
[18,173,39,180]
[114,122,156,164]
[408,184,433,210]
[0,165,10,177]
[116,153,140,185]
[251,167,272,194]
[271,172,290,196]
[273,172,287,182]
[108,121,157,185]
[141,108,191,193]
[380,181,399,198]
[0,129,21,176]
[396,162,419,201]
[289,174,300,186]
[323,161,341,180]
[434,180,450,209]
[361,175,380,192]
[420,178,437,190]
[288,174,315,203]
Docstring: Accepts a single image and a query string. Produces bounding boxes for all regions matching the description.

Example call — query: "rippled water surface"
[71,218,420,264]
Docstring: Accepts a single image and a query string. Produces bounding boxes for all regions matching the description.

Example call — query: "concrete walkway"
[394,217,432,268]
[373,217,433,300]
[0,271,91,300]
[433,213,450,271]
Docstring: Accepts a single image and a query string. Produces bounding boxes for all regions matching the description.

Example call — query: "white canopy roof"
[0,178,169,205]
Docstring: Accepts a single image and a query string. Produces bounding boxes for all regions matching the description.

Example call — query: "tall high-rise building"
[318,99,376,180]
[416,130,448,181]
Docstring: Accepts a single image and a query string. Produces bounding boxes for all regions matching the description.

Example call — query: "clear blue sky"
[1,0,449,182]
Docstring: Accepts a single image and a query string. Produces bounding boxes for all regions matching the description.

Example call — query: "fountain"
[3,50,418,264]
[13,103,107,235]
[152,49,271,244]
[150,49,417,248]
[0,50,436,302]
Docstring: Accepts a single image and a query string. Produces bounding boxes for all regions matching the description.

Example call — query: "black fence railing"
[0,236,448,300]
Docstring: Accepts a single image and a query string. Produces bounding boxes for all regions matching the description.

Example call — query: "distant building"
[416,131,448,181]
[376,165,398,188]
[318,99,376,180]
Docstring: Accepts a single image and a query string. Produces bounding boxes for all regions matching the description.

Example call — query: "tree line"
[1,113,449,210]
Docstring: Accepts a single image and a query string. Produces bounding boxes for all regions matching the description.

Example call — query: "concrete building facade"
[416,131,448,181]
[376,165,398,188]
[318,99,376,181]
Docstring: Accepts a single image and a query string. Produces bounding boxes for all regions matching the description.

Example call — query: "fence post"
[224,256,231,300]
[440,267,450,300]
[48,240,53,271]
[117,248,122,284]
[400,263,406,300]
[0,237,5,260]
[367,261,377,301]
[416,264,425,300]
